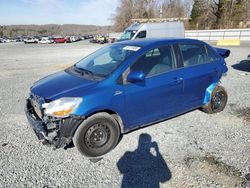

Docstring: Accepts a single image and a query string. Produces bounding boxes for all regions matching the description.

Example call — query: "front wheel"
[202,85,228,114]
[73,112,120,157]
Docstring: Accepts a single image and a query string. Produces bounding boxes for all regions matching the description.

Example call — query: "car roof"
[115,38,206,48]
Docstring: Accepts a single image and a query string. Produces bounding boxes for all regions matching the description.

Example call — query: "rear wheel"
[73,112,120,157]
[202,85,228,114]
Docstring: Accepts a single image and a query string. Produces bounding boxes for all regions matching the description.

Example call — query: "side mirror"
[127,71,145,83]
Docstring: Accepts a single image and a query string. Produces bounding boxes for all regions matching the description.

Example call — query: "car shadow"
[117,133,172,188]
[232,60,250,72]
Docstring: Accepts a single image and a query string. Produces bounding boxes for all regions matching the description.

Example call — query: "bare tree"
[0,26,4,38]
[113,0,135,32]
[210,0,249,29]
[190,0,215,29]
[161,0,189,18]
[189,0,249,29]
[113,0,190,31]
[232,0,249,28]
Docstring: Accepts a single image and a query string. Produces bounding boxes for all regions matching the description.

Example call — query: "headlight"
[42,97,82,118]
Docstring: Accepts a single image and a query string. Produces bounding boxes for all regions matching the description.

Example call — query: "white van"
[119,22,185,41]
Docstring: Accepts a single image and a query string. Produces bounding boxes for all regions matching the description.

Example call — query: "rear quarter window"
[205,46,219,61]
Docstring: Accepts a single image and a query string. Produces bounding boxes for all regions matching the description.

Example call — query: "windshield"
[120,30,137,40]
[75,44,140,78]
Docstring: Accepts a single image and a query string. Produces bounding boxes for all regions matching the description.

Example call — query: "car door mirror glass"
[127,71,145,83]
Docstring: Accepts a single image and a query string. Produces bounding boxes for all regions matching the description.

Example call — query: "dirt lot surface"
[0,40,250,187]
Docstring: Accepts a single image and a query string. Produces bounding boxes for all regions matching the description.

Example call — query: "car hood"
[31,70,96,100]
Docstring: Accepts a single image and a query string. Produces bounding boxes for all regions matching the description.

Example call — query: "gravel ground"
[0,40,250,188]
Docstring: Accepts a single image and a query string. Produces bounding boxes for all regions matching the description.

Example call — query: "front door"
[120,45,184,129]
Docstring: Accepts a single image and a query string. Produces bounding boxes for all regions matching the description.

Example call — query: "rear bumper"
[25,99,83,148]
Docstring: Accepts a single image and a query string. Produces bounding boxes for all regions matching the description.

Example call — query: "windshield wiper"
[73,65,107,80]
[74,65,94,75]
[73,65,96,79]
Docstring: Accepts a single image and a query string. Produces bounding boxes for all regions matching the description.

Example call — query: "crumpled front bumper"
[25,98,83,148]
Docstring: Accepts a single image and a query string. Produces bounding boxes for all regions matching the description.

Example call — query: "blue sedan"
[25,38,230,157]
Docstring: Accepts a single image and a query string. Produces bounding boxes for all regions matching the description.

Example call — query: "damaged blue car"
[25,38,230,157]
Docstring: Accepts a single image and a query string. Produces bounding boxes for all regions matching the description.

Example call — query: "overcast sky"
[0,0,119,25]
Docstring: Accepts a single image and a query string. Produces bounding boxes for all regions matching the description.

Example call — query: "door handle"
[174,77,183,83]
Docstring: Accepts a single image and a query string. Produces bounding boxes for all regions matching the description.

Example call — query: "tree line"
[112,0,250,31]
[0,25,112,38]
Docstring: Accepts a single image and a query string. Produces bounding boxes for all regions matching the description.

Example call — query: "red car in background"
[54,37,67,43]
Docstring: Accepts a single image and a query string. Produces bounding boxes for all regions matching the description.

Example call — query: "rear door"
[176,43,221,109]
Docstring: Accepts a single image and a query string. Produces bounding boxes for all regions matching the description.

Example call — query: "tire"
[202,85,228,114]
[73,112,120,157]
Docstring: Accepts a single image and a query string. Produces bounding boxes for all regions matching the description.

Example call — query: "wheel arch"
[83,109,124,134]
[203,82,218,105]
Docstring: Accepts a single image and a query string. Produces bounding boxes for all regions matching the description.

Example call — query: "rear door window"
[179,44,208,67]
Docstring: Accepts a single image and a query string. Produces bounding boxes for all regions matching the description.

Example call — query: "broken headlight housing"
[42,97,82,118]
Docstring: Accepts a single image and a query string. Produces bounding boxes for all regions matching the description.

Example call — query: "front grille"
[30,93,45,120]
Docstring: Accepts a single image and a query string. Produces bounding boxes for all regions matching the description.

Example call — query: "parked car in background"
[81,36,87,40]
[15,37,24,42]
[0,37,23,43]
[81,35,94,40]
[9,38,17,42]
[1,38,11,43]
[65,36,81,43]
[54,37,67,43]
[72,36,81,42]
[38,37,54,44]
[24,37,38,44]
[25,38,230,157]
[90,35,108,44]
